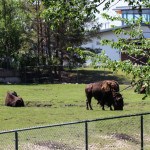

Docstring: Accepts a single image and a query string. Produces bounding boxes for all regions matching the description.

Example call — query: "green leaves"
[91,9,150,96]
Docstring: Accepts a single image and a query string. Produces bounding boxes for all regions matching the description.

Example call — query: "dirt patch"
[25,101,52,107]
[113,133,140,144]
[18,133,143,150]
[97,134,140,150]
[25,101,85,108]
[64,104,85,107]
[21,141,82,150]
[36,141,77,150]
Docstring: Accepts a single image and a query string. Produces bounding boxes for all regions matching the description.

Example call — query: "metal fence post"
[141,115,144,150]
[85,121,88,150]
[15,131,18,150]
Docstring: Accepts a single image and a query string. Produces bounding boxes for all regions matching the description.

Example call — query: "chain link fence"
[0,112,150,150]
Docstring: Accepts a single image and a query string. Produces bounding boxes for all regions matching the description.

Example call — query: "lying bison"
[85,80,124,110]
[5,91,25,107]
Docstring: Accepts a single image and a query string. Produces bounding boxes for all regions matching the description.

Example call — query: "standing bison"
[85,80,124,110]
[5,91,25,107]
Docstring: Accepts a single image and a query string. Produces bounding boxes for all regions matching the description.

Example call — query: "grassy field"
[0,82,149,131]
[0,68,150,149]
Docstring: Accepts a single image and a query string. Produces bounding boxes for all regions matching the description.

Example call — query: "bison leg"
[97,100,104,110]
[102,105,105,110]
[86,98,93,110]
[86,99,89,110]
[101,102,105,110]
[108,102,113,111]
[100,100,105,110]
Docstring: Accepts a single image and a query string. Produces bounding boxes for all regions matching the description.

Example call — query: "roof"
[113,6,150,11]
[99,24,150,38]
[100,25,129,33]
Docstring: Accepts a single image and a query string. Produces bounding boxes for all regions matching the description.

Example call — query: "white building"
[82,6,150,61]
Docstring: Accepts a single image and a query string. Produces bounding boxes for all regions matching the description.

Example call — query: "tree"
[41,0,100,68]
[1,0,149,87]
[25,0,150,88]
[89,5,150,97]
[40,0,150,70]
[0,0,36,69]
[0,0,22,68]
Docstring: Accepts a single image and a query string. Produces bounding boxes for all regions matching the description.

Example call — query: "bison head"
[113,92,124,110]
[14,97,24,107]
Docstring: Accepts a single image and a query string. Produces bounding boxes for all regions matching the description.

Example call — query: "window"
[122,9,150,24]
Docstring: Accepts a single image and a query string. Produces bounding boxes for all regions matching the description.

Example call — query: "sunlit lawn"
[0,83,149,131]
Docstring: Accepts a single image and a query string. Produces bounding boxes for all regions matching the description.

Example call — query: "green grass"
[0,83,149,131]
[0,68,149,149]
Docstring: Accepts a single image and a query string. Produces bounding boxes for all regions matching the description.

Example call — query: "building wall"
[99,31,121,60]
[142,26,150,38]
[82,25,150,62]
[82,29,123,61]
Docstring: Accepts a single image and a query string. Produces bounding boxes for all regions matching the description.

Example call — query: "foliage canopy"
[0,0,149,93]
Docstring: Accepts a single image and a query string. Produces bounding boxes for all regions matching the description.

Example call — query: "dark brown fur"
[85,80,124,110]
[5,91,25,107]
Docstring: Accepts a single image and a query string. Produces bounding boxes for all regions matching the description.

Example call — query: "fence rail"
[0,112,150,150]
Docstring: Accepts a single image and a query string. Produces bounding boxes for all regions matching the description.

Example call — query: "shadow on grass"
[0,69,131,85]
[61,69,131,84]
